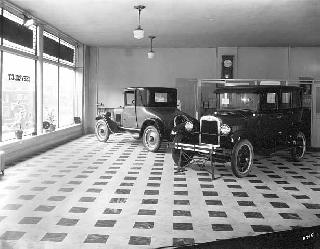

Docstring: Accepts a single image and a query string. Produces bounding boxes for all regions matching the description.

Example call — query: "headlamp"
[220,124,231,135]
[185,121,193,131]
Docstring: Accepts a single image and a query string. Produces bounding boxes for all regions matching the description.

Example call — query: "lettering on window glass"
[155,92,167,103]
[8,73,31,82]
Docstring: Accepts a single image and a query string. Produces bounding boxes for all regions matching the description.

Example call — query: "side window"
[124,91,135,106]
[261,92,277,111]
[280,92,291,109]
[292,90,302,108]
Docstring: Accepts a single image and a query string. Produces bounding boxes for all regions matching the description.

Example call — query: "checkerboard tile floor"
[0,134,319,248]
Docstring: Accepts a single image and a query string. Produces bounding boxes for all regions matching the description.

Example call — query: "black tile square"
[144,190,159,195]
[174,177,186,181]
[142,199,158,204]
[34,205,55,212]
[208,211,227,217]
[110,198,127,203]
[251,225,273,232]
[262,193,279,198]
[255,185,271,190]
[237,201,255,207]
[302,203,320,209]
[212,224,233,231]
[283,186,299,191]
[103,208,122,214]
[244,212,264,219]
[128,236,151,245]
[59,188,74,192]
[79,197,96,202]
[174,191,188,195]
[41,233,67,242]
[205,200,223,206]
[232,192,249,197]
[202,191,218,196]
[227,185,242,189]
[87,188,102,193]
[115,189,131,194]
[2,204,22,210]
[19,217,42,224]
[292,195,310,199]
[84,234,109,243]
[173,210,192,216]
[279,213,301,219]
[172,238,195,246]
[48,196,66,201]
[69,207,88,213]
[270,202,289,208]
[95,220,117,227]
[174,184,188,187]
[148,177,161,181]
[133,222,154,229]
[173,223,193,230]
[120,183,134,187]
[18,195,35,200]
[174,200,190,205]
[57,218,79,226]
[0,231,25,240]
[138,209,156,215]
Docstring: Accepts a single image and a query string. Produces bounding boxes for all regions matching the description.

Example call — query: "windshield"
[218,92,259,111]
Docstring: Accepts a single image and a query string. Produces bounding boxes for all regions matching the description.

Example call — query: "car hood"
[213,109,253,126]
[146,107,193,120]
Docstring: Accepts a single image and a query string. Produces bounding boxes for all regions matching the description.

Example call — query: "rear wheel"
[231,139,254,178]
[172,134,194,167]
[95,120,110,142]
[143,125,161,152]
[291,131,306,161]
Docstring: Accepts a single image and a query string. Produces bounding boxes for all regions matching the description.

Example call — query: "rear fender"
[140,118,164,137]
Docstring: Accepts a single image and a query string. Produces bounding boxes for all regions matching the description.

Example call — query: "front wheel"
[95,120,110,142]
[291,131,306,161]
[231,139,254,178]
[142,125,161,152]
[172,134,194,167]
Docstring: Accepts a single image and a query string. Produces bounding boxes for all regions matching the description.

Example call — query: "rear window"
[148,90,177,107]
[280,92,291,109]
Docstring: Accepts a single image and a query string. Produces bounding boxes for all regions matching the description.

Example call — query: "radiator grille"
[200,118,219,145]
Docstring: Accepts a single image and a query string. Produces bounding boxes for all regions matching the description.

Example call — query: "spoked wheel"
[172,134,194,167]
[291,131,306,161]
[231,139,254,178]
[142,125,161,152]
[95,120,110,142]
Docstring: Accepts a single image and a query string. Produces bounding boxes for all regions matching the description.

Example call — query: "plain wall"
[96,48,217,108]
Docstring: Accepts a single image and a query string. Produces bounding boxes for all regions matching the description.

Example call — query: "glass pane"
[2,52,35,141]
[43,63,58,130]
[125,91,135,106]
[280,92,291,109]
[59,67,75,127]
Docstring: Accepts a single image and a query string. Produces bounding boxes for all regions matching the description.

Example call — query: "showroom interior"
[0,0,319,248]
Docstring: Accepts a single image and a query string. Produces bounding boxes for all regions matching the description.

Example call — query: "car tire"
[172,134,194,167]
[95,120,110,142]
[142,125,161,152]
[291,131,306,161]
[231,139,254,178]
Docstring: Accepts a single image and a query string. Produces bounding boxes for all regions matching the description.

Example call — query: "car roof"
[124,87,177,92]
[215,85,302,93]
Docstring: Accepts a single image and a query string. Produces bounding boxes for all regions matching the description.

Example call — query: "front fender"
[96,116,124,133]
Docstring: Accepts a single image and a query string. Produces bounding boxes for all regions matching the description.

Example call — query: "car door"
[122,90,137,128]
[279,90,293,137]
[258,90,281,148]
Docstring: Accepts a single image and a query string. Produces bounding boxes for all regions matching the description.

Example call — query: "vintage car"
[95,87,196,152]
[171,85,307,178]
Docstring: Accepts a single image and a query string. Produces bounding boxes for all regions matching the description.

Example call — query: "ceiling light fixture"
[23,14,34,27]
[147,35,156,59]
[133,5,145,39]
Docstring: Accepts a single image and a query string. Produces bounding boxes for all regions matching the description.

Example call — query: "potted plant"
[43,110,56,132]
[14,111,26,139]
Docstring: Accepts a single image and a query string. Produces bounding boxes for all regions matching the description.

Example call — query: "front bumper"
[171,142,231,162]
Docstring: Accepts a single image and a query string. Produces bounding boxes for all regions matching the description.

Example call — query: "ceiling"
[7,0,320,48]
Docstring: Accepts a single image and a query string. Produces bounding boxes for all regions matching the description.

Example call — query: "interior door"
[122,91,137,128]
